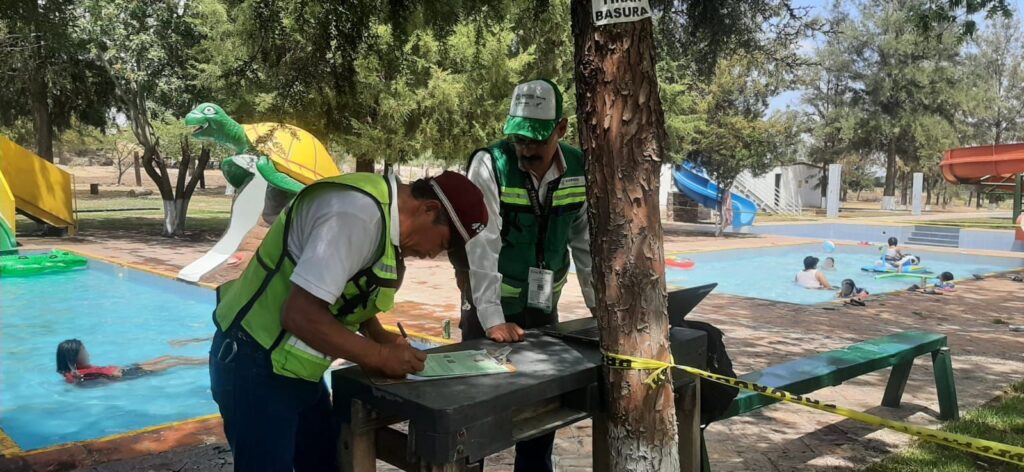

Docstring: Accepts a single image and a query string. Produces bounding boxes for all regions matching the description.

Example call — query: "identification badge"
[527,267,554,312]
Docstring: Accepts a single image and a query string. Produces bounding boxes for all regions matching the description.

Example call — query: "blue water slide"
[672,162,757,228]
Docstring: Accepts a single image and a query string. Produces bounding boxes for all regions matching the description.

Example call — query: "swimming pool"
[0,256,217,450]
[666,243,1024,305]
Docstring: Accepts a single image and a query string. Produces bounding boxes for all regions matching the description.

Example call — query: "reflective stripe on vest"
[212,173,402,382]
[483,140,586,315]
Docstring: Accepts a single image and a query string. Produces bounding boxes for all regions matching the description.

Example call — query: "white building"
[725,163,824,215]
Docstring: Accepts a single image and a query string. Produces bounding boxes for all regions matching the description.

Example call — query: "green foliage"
[911,0,1013,38]
[79,0,215,135]
[960,13,1024,145]
[0,0,115,142]
[802,0,967,198]
[669,54,800,233]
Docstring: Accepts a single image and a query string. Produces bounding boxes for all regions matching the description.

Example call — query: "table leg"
[676,377,701,472]
[932,347,960,421]
[339,399,377,472]
[592,412,611,472]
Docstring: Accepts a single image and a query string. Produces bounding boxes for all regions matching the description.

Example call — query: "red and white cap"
[429,171,488,245]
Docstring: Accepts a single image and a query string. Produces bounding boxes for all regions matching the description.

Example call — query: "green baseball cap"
[502,79,563,141]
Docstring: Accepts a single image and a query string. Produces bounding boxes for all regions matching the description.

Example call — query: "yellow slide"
[0,165,16,251]
[0,136,77,237]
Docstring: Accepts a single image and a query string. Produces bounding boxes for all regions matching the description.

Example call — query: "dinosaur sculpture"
[178,103,340,283]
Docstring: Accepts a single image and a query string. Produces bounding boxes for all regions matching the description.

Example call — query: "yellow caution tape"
[603,352,1024,466]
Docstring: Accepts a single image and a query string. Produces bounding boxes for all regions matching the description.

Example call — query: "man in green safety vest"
[454,79,596,472]
[209,171,487,471]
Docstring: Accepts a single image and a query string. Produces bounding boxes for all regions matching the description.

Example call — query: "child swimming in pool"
[56,339,207,385]
[821,257,836,271]
[838,279,869,301]
[935,272,956,292]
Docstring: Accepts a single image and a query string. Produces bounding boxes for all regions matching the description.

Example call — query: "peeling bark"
[570,2,680,470]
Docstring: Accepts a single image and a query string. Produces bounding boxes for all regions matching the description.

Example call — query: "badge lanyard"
[522,175,561,269]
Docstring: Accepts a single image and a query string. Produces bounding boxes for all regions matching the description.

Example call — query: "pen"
[397,322,408,339]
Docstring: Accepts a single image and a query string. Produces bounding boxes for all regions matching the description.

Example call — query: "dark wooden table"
[332,328,706,471]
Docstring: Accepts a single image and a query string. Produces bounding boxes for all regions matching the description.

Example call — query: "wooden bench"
[703,330,959,470]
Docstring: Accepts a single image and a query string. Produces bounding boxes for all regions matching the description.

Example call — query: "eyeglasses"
[508,135,548,148]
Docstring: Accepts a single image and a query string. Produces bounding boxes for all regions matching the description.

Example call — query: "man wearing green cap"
[453,79,595,472]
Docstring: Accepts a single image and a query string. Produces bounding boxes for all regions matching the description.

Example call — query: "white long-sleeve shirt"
[465,147,596,331]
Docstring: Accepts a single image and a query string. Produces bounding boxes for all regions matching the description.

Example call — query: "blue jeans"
[209,330,337,472]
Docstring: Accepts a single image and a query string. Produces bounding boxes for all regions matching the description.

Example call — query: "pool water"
[0,257,217,450]
[666,243,1023,305]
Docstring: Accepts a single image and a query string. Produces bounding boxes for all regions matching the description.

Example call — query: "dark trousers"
[460,303,558,472]
[209,329,337,472]
[454,257,558,472]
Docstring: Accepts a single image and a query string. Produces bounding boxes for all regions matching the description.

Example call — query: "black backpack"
[682,320,739,426]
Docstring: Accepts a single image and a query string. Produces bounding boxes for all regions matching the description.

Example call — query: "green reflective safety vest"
[481,140,586,315]
[213,173,403,382]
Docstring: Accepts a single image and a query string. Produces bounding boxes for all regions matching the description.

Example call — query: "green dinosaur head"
[184,103,250,154]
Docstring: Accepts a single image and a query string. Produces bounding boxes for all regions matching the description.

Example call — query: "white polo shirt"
[288,174,401,303]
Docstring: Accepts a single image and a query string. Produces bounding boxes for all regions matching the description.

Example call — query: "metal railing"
[733,172,803,216]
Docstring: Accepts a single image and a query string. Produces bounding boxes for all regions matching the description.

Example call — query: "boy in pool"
[838,279,869,301]
[821,257,836,271]
[56,339,207,385]
[884,237,917,269]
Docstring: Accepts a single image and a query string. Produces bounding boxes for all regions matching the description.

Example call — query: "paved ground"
[4,226,1023,471]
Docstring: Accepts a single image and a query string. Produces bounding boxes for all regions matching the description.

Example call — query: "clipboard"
[369,349,516,385]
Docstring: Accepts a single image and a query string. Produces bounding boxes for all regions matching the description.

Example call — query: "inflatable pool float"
[666,258,696,270]
[874,272,933,280]
[0,250,88,276]
[860,264,930,274]
[860,262,933,274]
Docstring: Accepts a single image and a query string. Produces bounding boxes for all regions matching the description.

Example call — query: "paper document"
[368,349,515,385]
[408,350,513,380]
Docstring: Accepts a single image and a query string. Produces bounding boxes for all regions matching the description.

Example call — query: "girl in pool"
[838,279,869,301]
[795,256,833,289]
[56,339,207,385]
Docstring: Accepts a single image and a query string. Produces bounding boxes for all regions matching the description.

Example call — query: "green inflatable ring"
[0,250,88,277]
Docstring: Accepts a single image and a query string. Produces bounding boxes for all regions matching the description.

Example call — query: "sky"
[765,0,1024,114]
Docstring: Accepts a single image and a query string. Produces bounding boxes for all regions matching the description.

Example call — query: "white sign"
[592,0,652,26]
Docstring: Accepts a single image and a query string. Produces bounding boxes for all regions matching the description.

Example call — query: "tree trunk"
[570,2,680,470]
[883,141,896,197]
[899,171,909,206]
[355,156,375,173]
[819,168,828,200]
[28,74,54,162]
[141,140,210,237]
[133,151,143,186]
[925,178,931,208]
[26,9,54,163]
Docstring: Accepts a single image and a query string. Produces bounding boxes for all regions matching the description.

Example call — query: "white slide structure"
[178,157,267,283]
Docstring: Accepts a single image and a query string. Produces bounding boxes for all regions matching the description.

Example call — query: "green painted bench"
[702,330,959,470]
